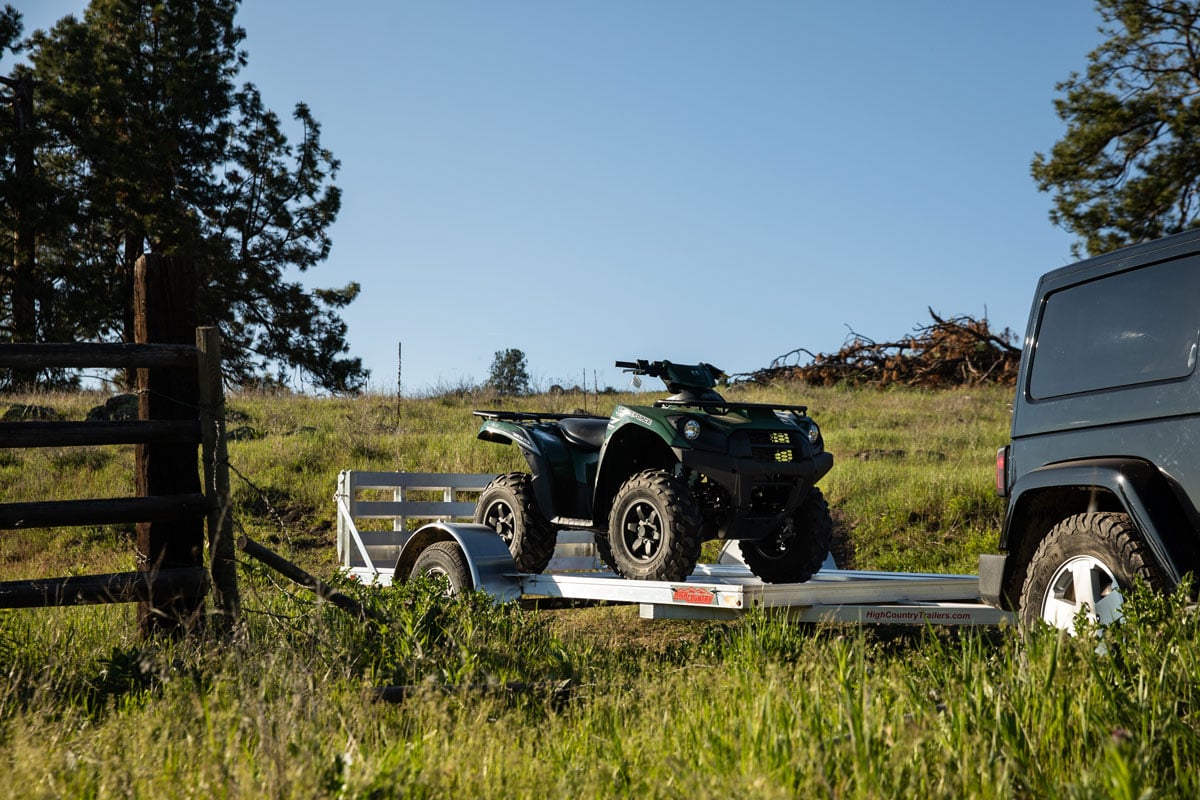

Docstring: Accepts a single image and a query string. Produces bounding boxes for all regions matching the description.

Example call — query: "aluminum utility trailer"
[336,470,1014,625]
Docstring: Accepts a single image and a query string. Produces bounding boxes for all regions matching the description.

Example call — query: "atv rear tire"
[608,469,702,581]
[739,487,832,584]
[475,472,557,574]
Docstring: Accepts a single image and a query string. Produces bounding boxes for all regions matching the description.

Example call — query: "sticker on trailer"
[672,586,716,605]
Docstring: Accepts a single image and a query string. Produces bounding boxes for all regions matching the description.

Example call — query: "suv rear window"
[1029,257,1200,399]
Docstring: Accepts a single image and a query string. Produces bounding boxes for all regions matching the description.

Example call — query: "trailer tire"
[739,486,833,584]
[410,541,473,595]
[475,472,557,574]
[608,469,702,581]
[1019,511,1169,632]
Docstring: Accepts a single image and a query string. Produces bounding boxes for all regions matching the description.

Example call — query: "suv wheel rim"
[1041,555,1125,629]
[621,501,663,561]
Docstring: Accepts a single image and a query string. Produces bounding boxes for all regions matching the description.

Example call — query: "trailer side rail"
[336,470,600,579]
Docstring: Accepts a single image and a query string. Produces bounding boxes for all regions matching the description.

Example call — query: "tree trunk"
[9,75,37,390]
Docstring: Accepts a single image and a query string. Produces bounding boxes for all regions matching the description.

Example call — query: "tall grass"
[1,578,1196,798]
[3,384,1196,797]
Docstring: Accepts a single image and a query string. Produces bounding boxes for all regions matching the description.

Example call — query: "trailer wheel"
[739,487,833,584]
[410,541,473,595]
[608,469,702,581]
[475,472,557,573]
[1019,512,1169,632]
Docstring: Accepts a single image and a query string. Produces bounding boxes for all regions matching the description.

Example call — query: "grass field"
[1,383,1197,798]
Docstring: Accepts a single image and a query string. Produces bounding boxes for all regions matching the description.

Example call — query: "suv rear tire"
[1019,511,1168,631]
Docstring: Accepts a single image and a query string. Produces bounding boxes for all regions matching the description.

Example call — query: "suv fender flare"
[1002,458,1187,587]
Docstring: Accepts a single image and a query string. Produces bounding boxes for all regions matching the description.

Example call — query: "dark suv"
[982,229,1200,630]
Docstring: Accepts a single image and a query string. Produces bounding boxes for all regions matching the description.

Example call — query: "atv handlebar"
[615,359,667,377]
[616,359,724,382]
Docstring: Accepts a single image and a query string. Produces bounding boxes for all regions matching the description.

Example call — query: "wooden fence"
[0,255,239,636]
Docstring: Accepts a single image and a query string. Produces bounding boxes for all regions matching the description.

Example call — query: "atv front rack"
[654,398,810,416]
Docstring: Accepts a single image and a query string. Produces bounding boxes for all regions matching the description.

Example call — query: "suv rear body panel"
[985,229,1200,609]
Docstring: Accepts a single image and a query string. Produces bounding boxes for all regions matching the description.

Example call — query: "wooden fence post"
[197,326,240,630]
[134,254,204,636]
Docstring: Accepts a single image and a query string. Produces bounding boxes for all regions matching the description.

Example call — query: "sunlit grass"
[1,579,1195,798]
[7,384,1197,797]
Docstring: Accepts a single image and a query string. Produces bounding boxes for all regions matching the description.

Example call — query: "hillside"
[1,382,1012,581]
[2,384,1198,798]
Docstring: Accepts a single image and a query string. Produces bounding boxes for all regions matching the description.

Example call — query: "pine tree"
[1032,0,1200,257]
[19,0,364,391]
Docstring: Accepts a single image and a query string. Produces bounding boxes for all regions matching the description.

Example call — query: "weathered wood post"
[134,254,205,636]
[197,326,240,630]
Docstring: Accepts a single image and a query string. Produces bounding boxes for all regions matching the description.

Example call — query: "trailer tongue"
[336,470,1013,626]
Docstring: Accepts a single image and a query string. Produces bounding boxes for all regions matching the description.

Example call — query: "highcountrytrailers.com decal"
[863,609,976,623]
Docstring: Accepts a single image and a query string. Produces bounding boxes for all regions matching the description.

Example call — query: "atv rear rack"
[472,410,607,422]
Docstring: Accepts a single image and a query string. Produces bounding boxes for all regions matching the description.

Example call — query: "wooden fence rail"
[0,254,239,636]
[0,342,198,369]
[0,567,210,610]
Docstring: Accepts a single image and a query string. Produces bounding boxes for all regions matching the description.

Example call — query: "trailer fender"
[395,522,522,602]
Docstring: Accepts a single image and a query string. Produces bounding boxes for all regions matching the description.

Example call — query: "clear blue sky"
[20,1,1105,394]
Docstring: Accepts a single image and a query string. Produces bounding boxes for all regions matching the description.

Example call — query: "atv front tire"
[608,469,702,581]
[739,486,833,583]
[475,472,557,574]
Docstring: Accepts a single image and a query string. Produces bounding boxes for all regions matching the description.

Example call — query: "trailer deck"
[336,470,1014,626]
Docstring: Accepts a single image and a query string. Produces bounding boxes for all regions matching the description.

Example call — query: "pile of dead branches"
[744,310,1022,388]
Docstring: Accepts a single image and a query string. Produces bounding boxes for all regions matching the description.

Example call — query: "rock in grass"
[85,394,139,422]
[3,403,61,421]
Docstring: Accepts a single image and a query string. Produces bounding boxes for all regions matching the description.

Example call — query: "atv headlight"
[682,418,701,441]
[807,424,820,444]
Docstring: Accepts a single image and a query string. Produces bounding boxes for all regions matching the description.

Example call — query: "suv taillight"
[995,446,1009,497]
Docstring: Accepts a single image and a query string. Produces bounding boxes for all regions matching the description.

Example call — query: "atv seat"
[558,418,608,450]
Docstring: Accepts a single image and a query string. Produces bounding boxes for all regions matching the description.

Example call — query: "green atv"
[472,359,835,583]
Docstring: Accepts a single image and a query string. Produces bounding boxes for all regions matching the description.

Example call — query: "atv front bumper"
[677,447,834,540]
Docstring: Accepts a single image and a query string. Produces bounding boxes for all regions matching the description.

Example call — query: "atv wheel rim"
[483,501,516,545]
[758,517,796,560]
[1041,555,1124,631]
[621,501,663,561]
